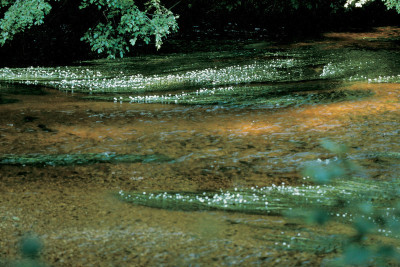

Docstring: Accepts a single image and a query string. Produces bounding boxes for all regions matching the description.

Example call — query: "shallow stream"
[0,27,399,266]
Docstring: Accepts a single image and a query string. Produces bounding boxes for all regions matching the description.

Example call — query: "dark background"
[0,0,399,67]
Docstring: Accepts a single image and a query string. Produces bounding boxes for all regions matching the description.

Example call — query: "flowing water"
[0,27,399,266]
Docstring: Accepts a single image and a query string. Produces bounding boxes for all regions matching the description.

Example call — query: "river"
[0,26,399,266]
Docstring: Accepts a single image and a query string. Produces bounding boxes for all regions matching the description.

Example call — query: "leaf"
[353,217,376,236]
[20,236,43,259]
[376,245,396,258]
[306,209,331,225]
[303,163,332,184]
[344,245,370,265]
[129,36,137,46]
[320,139,348,154]
[358,202,373,214]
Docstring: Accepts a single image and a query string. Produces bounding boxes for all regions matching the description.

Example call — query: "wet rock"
[23,116,38,123]
[37,124,56,133]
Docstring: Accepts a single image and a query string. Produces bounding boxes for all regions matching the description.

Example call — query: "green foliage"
[20,236,43,259]
[304,140,400,266]
[0,0,178,58]
[0,1,13,7]
[383,0,400,12]
[303,139,359,185]
[115,139,399,264]
[0,0,53,45]
[345,0,400,13]
[79,0,178,58]
[5,234,49,267]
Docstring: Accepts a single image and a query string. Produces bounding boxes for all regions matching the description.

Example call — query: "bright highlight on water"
[118,176,399,239]
[1,47,400,100]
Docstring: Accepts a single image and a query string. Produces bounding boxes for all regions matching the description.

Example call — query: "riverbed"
[0,27,399,266]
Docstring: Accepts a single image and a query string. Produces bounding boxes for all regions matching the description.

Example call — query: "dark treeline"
[173,0,399,36]
[0,0,399,67]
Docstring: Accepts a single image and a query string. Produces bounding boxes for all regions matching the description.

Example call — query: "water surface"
[0,27,399,266]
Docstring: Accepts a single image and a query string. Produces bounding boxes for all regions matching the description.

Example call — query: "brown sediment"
[1,80,398,265]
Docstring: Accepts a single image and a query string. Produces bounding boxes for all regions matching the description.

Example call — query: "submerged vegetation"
[118,140,400,265]
[118,176,400,225]
[117,178,400,264]
[0,24,399,265]
[0,46,398,107]
[1,48,400,92]
[116,85,373,106]
[0,153,173,166]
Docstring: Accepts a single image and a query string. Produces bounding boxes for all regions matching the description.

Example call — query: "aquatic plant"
[0,95,18,104]
[0,59,303,93]
[0,153,173,166]
[118,176,399,233]
[121,85,373,106]
[373,152,400,159]
[80,79,373,106]
[118,140,400,265]
[0,47,398,96]
[117,173,400,261]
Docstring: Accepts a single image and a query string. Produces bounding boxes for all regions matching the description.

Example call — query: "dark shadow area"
[0,1,399,67]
